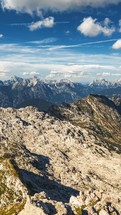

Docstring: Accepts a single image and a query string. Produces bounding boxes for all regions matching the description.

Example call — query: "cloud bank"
[0,40,121,82]
[77,17,115,37]
[1,0,121,15]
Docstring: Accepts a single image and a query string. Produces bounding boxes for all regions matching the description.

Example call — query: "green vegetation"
[0,199,26,215]
[0,158,26,215]
[75,205,86,215]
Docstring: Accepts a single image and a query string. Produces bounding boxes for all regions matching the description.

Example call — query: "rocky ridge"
[0,95,121,214]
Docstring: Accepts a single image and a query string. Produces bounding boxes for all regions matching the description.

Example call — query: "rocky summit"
[0,95,121,215]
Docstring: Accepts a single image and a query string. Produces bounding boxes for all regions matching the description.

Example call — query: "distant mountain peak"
[89,78,121,90]
[89,78,112,87]
[11,75,23,82]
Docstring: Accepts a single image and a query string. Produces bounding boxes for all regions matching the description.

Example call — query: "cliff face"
[0,95,121,214]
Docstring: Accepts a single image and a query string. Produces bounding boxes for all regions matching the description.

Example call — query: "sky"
[0,0,121,82]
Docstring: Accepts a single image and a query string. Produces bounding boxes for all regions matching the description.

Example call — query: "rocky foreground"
[0,95,121,215]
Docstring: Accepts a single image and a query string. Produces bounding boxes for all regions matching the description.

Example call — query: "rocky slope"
[112,96,121,114]
[0,95,121,214]
[50,95,121,152]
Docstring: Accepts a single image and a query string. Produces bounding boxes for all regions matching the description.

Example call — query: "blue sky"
[0,0,121,82]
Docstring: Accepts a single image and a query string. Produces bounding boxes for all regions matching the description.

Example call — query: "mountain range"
[0,76,121,109]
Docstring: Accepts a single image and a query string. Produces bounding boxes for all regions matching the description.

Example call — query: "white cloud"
[46,63,121,81]
[29,17,55,31]
[46,65,90,80]
[96,72,121,77]
[77,17,115,37]
[111,73,121,76]
[23,71,39,76]
[65,30,70,34]
[1,0,121,15]
[0,63,8,77]
[0,34,3,38]
[112,39,121,49]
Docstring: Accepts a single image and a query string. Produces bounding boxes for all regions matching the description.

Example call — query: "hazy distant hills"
[0,76,121,108]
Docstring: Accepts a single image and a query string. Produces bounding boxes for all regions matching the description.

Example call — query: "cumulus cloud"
[1,0,121,15]
[112,39,121,49]
[77,17,115,37]
[28,17,55,31]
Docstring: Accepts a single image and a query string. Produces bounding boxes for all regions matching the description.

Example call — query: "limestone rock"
[0,95,121,214]
[99,209,109,215]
